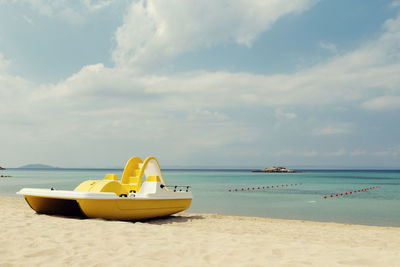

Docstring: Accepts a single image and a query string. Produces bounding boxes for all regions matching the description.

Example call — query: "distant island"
[19,164,57,169]
[0,166,11,177]
[252,166,301,173]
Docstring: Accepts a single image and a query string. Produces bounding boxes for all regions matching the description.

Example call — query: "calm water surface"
[1,169,399,227]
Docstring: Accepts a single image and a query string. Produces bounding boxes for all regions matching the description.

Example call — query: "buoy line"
[322,185,381,199]
[228,183,303,192]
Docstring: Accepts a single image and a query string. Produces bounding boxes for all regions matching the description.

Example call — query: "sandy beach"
[1,196,399,267]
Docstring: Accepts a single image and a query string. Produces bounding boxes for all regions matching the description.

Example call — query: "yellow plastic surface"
[77,198,192,220]
[146,175,161,182]
[24,195,191,220]
[104,174,118,181]
[120,156,143,192]
[23,155,192,220]
[73,156,167,194]
[74,180,128,195]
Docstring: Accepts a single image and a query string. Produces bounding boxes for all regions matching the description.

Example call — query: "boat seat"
[104,174,118,181]
[121,176,140,192]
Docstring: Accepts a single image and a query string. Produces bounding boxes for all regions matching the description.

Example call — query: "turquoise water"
[1,169,399,227]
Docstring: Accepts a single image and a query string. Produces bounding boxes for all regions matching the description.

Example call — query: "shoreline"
[5,195,399,228]
[1,196,400,266]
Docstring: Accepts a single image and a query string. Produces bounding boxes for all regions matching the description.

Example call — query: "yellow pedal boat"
[17,156,192,220]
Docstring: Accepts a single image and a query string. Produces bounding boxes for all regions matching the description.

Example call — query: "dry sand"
[1,196,399,267]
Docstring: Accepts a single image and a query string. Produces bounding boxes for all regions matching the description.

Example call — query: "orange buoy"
[252,187,255,190]
[340,193,343,196]
[330,194,333,197]
[336,193,338,196]
[247,188,250,190]
[241,188,244,191]
[234,189,237,192]
[323,196,327,199]
[345,192,348,195]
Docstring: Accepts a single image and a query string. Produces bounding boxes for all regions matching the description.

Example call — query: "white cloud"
[83,0,114,11]
[0,53,10,72]
[275,150,294,156]
[60,8,85,25]
[390,1,400,8]
[372,146,400,157]
[373,151,393,156]
[113,0,317,70]
[187,109,228,121]
[362,96,400,110]
[350,149,367,156]
[312,123,354,135]
[274,109,297,119]
[2,3,400,166]
[318,41,337,53]
[6,2,400,111]
[15,0,116,23]
[0,64,259,164]
[105,12,400,110]
[2,12,399,142]
[22,15,33,25]
[326,148,347,156]
[273,147,399,159]
[303,151,318,157]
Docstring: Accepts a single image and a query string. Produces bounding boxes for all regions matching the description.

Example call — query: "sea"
[1,168,400,227]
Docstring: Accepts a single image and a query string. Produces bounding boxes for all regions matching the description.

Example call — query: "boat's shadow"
[37,212,205,224]
[142,214,205,225]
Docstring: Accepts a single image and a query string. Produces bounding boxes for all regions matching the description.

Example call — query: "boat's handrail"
[161,185,191,192]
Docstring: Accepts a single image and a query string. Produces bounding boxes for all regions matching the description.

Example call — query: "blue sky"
[0,0,400,168]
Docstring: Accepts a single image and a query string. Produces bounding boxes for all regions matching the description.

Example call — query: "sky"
[0,0,400,168]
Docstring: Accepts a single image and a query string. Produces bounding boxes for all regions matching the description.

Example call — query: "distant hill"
[19,164,57,169]
[0,166,5,170]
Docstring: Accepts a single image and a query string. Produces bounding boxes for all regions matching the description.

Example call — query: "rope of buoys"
[228,182,303,192]
[323,185,381,199]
